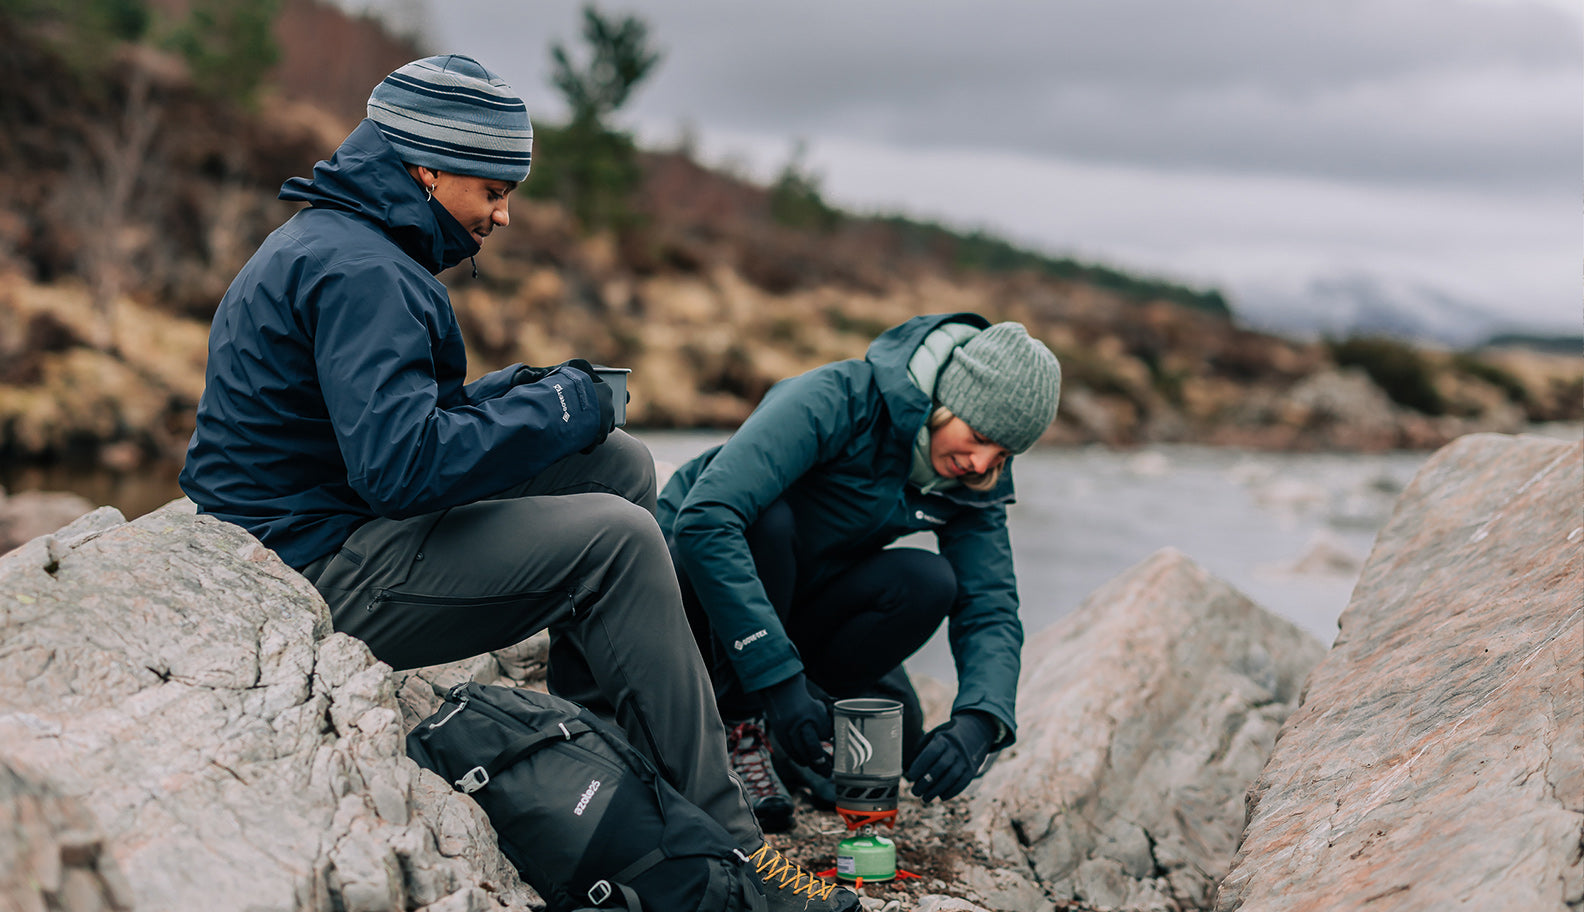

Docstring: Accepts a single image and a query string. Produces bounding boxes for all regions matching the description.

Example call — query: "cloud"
[418,0,1578,192]
[603,0,1581,190]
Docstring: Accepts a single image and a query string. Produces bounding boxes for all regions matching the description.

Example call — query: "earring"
[425,183,436,201]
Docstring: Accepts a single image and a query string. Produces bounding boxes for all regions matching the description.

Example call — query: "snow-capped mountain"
[1231,272,1571,349]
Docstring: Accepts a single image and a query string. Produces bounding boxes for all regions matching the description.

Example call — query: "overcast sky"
[374,0,1581,341]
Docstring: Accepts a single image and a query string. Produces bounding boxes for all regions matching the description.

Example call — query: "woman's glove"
[906,711,998,802]
[758,673,833,777]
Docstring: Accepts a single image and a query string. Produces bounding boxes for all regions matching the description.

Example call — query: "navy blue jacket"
[181,120,602,571]
[658,314,1024,744]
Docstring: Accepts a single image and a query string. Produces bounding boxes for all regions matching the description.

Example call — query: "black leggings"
[672,499,956,744]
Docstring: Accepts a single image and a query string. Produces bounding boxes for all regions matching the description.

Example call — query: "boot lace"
[746,842,839,901]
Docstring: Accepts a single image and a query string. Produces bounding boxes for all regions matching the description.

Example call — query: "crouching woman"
[657,313,1061,831]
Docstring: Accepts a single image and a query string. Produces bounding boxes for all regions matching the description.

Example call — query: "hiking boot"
[744,842,861,912]
[728,718,795,833]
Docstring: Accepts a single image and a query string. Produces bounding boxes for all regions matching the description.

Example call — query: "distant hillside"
[1483,333,1584,356]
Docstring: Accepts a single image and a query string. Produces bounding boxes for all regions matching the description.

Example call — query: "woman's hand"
[906,711,998,802]
[758,673,833,776]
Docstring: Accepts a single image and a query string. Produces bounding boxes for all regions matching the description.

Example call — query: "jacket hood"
[867,311,1014,506]
[865,312,992,435]
[278,119,480,274]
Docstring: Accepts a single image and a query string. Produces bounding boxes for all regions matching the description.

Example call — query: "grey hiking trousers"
[307,430,762,846]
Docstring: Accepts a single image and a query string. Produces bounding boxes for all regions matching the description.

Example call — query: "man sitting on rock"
[179,54,856,912]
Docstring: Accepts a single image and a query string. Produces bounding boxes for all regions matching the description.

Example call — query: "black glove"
[548,359,616,453]
[511,364,553,386]
[758,673,833,777]
[906,711,998,803]
[582,381,615,453]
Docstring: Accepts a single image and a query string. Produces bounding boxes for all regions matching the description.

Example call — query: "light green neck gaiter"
[905,323,981,494]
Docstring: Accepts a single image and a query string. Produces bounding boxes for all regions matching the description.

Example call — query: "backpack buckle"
[586,880,612,905]
[455,766,490,793]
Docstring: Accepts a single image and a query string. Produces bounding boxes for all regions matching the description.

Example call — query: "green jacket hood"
[864,312,992,438]
[867,312,1016,507]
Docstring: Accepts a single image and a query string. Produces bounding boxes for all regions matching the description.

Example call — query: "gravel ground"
[763,790,1104,911]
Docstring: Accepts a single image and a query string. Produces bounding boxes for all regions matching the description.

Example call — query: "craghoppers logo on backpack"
[733,629,768,651]
[573,778,601,816]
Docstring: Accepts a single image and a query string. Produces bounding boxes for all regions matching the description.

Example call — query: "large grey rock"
[967,549,1326,911]
[1216,434,1584,912]
[913,897,997,912]
[0,502,536,911]
[0,757,136,912]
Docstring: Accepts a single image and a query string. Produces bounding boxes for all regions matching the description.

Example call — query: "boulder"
[0,757,136,912]
[967,549,1327,911]
[0,501,536,911]
[1216,434,1584,911]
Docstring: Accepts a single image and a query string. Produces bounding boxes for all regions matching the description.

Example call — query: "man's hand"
[758,673,833,777]
[535,359,616,452]
[583,379,615,452]
[905,711,998,803]
[511,364,552,386]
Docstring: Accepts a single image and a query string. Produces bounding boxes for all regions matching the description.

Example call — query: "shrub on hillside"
[769,144,842,233]
[526,5,659,234]
[1451,353,1531,409]
[1327,335,1446,415]
[163,0,281,107]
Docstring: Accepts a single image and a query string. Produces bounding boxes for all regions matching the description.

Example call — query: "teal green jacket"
[658,313,1023,745]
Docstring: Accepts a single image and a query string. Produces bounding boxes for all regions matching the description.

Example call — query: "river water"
[11,427,1578,687]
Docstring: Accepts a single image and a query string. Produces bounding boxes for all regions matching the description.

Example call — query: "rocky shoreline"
[2,259,1579,480]
[1,432,1578,911]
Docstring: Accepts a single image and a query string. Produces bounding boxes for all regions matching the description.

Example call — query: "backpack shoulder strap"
[611,848,666,884]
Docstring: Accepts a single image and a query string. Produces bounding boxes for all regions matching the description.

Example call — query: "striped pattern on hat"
[367,55,532,182]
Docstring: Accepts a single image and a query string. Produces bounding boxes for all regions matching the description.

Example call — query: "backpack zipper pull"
[430,693,470,730]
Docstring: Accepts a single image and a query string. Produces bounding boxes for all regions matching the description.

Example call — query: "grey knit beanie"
[935,322,1061,454]
[367,55,532,182]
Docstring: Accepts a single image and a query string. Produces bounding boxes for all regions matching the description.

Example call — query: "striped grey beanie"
[936,322,1061,454]
[367,55,532,182]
